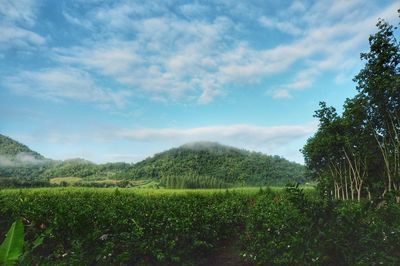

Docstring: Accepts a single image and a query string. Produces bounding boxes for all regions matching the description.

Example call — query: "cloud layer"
[3,68,131,107]
[22,123,317,163]
[1,0,398,105]
[114,124,316,147]
[0,0,45,49]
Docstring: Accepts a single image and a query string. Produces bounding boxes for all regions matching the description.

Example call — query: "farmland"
[1,186,400,265]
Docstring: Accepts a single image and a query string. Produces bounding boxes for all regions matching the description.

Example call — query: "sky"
[0,0,399,164]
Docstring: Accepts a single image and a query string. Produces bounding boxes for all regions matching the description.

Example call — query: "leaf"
[31,228,51,251]
[0,219,24,266]
[20,228,51,265]
[31,236,44,251]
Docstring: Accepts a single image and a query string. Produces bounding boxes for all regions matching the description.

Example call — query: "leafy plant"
[0,219,24,266]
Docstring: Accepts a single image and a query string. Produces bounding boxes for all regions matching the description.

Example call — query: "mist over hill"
[0,134,47,166]
[0,134,306,187]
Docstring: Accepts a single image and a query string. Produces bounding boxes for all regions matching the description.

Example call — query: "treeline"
[0,159,136,184]
[0,177,50,188]
[302,17,400,201]
[40,160,135,180]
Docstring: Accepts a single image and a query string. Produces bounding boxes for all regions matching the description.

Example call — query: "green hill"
[0,134,45,164]
[130,142,305,187]
[0,134,50,186]
[0,135,306,187]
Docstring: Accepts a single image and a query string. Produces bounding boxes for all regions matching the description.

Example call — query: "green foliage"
[0,188,251,265]
[0,134,43,159]
[0,219,24,266]
[1,139,306,188]
[302,15,400,200]
[243,194,316,265]
[0,188,398,265]
[131,142,306,186]
[242,187,400,265]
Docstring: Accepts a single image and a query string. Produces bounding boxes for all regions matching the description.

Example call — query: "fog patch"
[180,141,222,150]
[0,152,46,167]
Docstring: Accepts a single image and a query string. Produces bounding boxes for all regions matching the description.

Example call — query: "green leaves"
[0,219,24,266]
[0,188,252,264]
[303,12,400,201]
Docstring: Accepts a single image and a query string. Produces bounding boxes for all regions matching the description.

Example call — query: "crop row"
[0,187,399,265]
[0,188,251,265]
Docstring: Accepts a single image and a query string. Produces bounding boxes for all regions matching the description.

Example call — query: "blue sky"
[0,0,398,163]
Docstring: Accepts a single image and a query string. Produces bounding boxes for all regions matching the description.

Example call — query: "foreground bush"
[0,189,251,265]
[242,186,400,265]
[0,187,399,265]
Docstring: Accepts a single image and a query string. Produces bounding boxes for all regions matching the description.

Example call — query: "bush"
[242,187,321,265]
[243,186,400,265]
[0,189,251,265]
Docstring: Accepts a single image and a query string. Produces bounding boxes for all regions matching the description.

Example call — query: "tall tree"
[353,17,400,195]
[303,13,400,200]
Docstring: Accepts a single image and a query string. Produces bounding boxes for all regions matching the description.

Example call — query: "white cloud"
[0,0,38,25]
[12,122,317,163]
[259,16,302,36]
[264,2,399,99]
[0,0,45,49]
[55,16,233,102]
[48,1,398,104]
[4,0,398,105]
[270,89,292,99]
[114,124,317,147]
[288,1,307,13]
[28,123,317,149]
[28,123,316,162]
[268,68,319,99]
[105,123,316,163]
[0,24,45,48]
[3,68,131,107]
[179,3,210,17]
[63,11,93,29]
[103,153,146,163]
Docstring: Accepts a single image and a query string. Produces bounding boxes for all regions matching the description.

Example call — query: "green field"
[1,186,399,265]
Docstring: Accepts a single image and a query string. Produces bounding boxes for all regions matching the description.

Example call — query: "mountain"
[0,134,46,166]
[130,142,306,187]
[0,134,50,186]
[0,135,306,187]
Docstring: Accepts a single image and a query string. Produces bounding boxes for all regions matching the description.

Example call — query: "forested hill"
[131,142,305,186]
[0,135,306,187]
[0,134,45,164]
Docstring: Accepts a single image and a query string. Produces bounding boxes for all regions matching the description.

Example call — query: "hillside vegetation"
[0,134,45,163]
[0,135,306,188]
[131,142,305,187]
